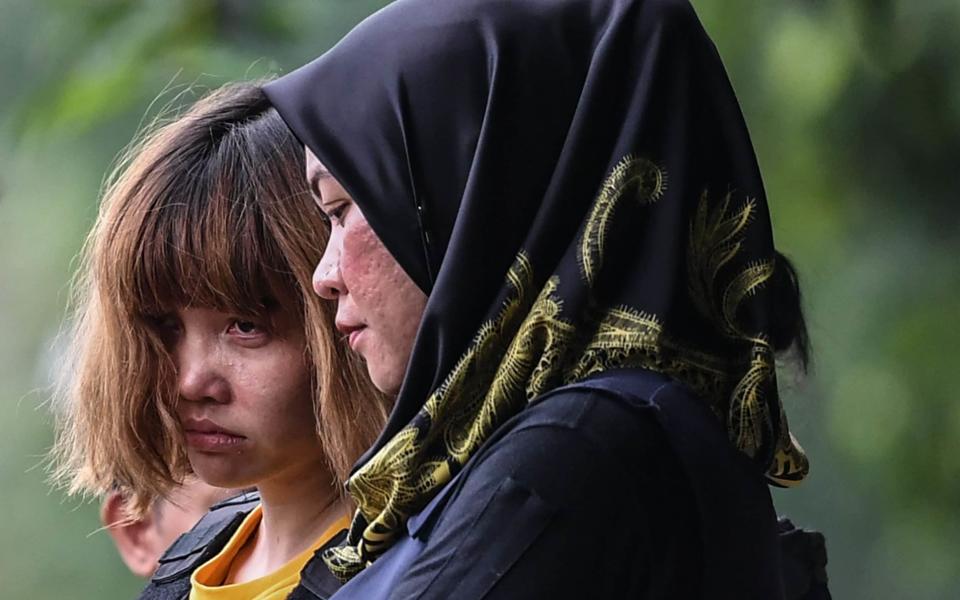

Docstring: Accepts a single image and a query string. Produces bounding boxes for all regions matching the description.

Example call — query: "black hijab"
[266,0,808,580]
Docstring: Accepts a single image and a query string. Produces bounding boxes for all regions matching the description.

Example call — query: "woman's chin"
[367,364,402,398]
[188,457,258,490]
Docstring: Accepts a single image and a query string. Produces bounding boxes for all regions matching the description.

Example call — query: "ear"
[101,491,159,578]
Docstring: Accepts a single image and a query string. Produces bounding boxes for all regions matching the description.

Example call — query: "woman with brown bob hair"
[52,82,388,598]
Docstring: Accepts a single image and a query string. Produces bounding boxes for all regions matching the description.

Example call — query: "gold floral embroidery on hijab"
[685,190,808,483]
[324,155,808,580]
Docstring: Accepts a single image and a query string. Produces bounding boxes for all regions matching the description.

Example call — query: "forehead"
[305,147,330,190]
[305,146,323,173]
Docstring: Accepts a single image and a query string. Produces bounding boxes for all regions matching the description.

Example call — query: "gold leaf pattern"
[722,260,774,341]
[579,154,665,284]
[687,191,756,336]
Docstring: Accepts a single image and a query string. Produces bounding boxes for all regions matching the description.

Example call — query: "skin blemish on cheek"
[343,227,407,292]
[334,210,428,396]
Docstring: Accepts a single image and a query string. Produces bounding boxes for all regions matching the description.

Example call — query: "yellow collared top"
[190,504,349,600]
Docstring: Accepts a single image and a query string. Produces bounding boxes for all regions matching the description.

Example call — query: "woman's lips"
[348,327,365,351]
[337,321,366,352]
[182,419,245,452]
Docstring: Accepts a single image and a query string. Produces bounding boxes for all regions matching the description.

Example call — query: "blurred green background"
[1,0,957,597]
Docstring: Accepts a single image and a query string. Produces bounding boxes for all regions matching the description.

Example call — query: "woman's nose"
[313,242,345,300]
[175,338,228,404]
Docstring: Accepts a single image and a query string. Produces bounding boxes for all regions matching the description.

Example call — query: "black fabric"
[139,491,260,600]
[330,368,787,599]
[778,518,832,600]
[138,489,348,600]
[566,368,784,597]
[390,369,710,599]
[289,530,351,600]
[266,0,809,580]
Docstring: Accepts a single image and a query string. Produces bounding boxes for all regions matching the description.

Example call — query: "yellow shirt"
[190,504,349,600]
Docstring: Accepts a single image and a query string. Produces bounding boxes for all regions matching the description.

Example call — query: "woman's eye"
[327,204,347,224]
[229,320,263,335]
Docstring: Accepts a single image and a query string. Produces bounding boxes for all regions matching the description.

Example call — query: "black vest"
[137,491,345,600]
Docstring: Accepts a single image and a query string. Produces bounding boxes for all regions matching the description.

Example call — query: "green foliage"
[0,0,957,597]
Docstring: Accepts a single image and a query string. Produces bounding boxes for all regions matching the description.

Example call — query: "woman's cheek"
[340,220,395,303]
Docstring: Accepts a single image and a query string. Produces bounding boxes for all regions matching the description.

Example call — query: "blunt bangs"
[129,176,295,320]
[106,105,310,324]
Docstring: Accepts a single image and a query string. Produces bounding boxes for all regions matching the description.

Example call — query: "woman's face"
[307,149,428,398]
[163,306,326,489]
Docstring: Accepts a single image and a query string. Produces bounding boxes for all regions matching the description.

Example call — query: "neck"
[235,461,349,580]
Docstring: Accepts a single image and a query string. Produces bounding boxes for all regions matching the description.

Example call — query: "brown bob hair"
[51,83,388,516]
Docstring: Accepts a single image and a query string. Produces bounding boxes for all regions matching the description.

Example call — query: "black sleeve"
[388,388,700,600]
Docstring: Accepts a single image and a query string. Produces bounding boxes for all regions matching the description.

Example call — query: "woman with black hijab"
[265,0,828,597]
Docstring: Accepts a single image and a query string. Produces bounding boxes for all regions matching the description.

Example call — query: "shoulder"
[387,371,703,598]
[456,367,763,516]
[459,370,687,507]
[489,369,680,457]
[137,490,260,599]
